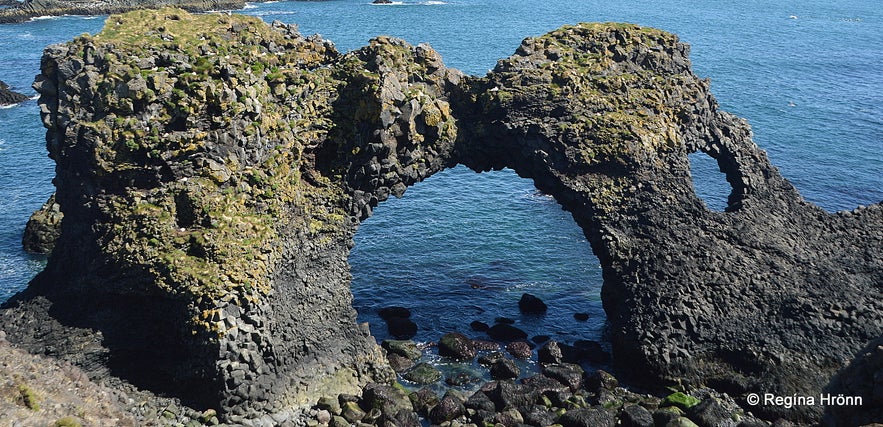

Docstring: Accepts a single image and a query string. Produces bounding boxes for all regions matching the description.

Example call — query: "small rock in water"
[470,320,490,331]
[518,293,548,314]
[489,358,520,380]
[573,312,590,321]
[381,339,422,360]
[385,317,417,339]
[402,363,442,385]
[505,341,533,359]
[538,340,566,364]
[386,353,415,373]
[477,351,505,366]
[438,332,477,361]
[487,323,528,342]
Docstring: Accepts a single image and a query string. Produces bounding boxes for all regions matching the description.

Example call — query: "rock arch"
[2,9,881,424]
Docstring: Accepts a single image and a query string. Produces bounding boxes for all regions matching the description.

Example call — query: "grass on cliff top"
[94,8,279,47]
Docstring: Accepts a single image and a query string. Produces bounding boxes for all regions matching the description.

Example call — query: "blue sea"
[0,1,880,356]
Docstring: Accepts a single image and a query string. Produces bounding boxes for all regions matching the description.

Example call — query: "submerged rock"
[402,362,441,385]
[487,323,529,342]
[518,292,548,314]
[2,8,880,425]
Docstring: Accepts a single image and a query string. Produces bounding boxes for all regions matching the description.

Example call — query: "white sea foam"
[30,15,58,21]
[422,1,447,4]
[243,3,258,9]
[250,10,297,16]
[0,103,19,110]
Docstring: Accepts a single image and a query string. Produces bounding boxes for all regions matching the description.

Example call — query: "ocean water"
[0,1,880,357]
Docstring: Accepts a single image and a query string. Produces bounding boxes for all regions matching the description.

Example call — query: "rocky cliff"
[3,9,881,425]
[0,0,244,23]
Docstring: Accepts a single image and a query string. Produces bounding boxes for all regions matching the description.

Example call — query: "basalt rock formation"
[0,79,29,105]
[0,0,244,24]
[22,194,63,254]
[3,9,881,425]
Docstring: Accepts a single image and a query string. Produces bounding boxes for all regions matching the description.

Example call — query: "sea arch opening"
[348,165,609,389]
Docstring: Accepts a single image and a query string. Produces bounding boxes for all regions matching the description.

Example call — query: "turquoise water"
[0,2,880,352]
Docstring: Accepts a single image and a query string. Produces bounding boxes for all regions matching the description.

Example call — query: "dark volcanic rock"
[408,387,438,416]
[438,332,477,361]
[487,323,529,342]
[385,316,418,339]
[489,358,520,380]
[822,336,883,426]
[518,293,548,314]
[505,341,533,359]
[0,79,28,105]
[620,404,654,427]
[542,363,584,392]
[1,11,880,426]
[402,362,441,385]
[22,193,62,254]
[470,320,490,332]
[486,381,538,411]
[385,353,413,373]
[361,382,414,421]
[381,339,422,360]
[558,407,615,427]
[687,397,737,427]
[429,394,466,424]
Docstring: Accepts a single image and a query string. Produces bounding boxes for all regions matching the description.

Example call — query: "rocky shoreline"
[0,315,772,427]
[0,0,246,23]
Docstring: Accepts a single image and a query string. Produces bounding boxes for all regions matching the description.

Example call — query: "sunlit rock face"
[3,9,880,423]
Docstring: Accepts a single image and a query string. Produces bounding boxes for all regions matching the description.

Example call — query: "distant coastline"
[0,0,247,23]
